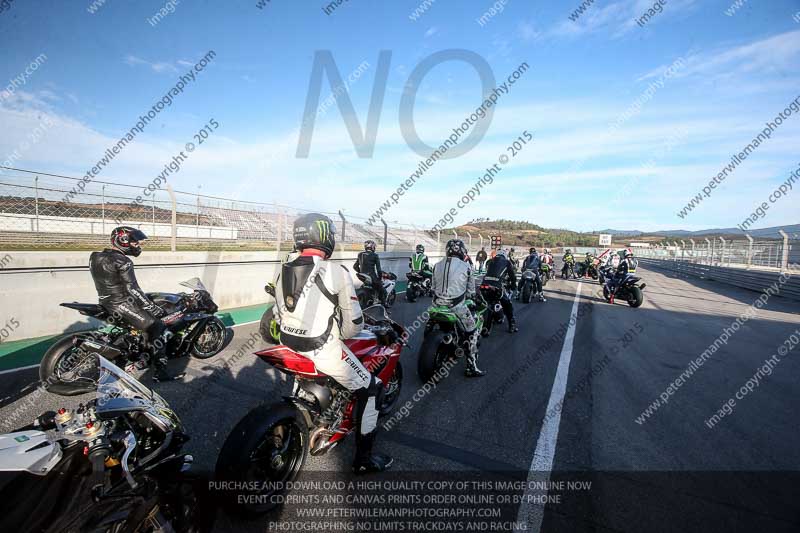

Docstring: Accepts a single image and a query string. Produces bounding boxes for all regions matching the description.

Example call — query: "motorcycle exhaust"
[310,427,337,456]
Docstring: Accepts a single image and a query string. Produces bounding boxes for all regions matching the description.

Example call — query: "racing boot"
[352,431,394,474]
[151,332,185,382]
[464,334,485,377]
[507,319,519,333]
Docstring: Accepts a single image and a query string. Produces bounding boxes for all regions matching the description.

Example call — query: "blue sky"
[1,0,799,232]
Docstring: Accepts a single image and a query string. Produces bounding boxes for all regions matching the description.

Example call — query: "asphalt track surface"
[1,264,799,532]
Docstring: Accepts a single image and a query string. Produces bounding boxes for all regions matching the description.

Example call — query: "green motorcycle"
[417,299,486,383]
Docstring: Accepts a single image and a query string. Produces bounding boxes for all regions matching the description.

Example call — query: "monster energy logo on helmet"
[293,213,336,255]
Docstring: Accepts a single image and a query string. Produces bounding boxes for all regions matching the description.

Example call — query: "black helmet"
[566,249,572,254]
[625,250,634,258]
[364,240,376,252]
[445,239,467,260]
[293,213,336,257]
[415,244,424,254]
[111,226,147,257]
[529,247,536,254]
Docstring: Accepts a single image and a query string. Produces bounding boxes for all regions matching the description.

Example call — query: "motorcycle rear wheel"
[215,402,308,517]
[406,285,418,302]
[39,335,102,396]
[418,330,453,383]
[628,286,644,308]
[521,283,532,304]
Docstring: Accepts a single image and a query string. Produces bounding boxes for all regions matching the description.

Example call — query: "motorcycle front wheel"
[191,317,228,359]
[215,402,308,517]
[521,283,532,304]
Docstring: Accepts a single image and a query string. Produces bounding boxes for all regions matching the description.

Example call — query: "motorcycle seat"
[60,302,108,319]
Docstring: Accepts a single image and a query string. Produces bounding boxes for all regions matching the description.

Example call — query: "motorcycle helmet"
[625,250,634,258]
[496,249,508,259]
[364,240,377,252]
[293,213,337,258]
[566,249,572,254]
[111,226,148,257]
[544,248,550,254]
[445,239,467,260]
[416,244,424,254]
[529,247,536,254]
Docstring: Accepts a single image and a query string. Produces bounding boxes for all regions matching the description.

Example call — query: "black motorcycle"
[598,265,615,285]
[405,271,432,302]
[0,356,214,532]
[356,271,396,308]
[603,273,646,308]
[40,278,227,396]
[478,283,509,336]
[518,269,542,304]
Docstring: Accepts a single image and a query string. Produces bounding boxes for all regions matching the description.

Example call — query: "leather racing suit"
[272,254,384,453]
[354,250,386,305]
[89,248,169,370]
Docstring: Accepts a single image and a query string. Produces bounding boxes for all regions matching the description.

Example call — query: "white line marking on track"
[0,364,39,376]
[516,280,583,531]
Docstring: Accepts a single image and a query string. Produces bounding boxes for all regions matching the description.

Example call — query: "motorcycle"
[40,278,227,396]
[603,274,646,307]
[540,263,553,285]
[405,270,432,302]
[0,356,214,532]
[561,256,576,279]
[598,265,615,285]
[518,269,544,304]
[478,284,508,334]
[356,271,397,308]
[417,298,487,382]
[215,305,405,517]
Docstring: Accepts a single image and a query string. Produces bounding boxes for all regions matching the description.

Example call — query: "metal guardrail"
[640,258,800,301]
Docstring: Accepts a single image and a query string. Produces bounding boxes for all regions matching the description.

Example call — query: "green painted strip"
[0,302,272,373]
[0,280,410,372]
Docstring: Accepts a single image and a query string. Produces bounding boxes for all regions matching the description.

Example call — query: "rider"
[89,226,185,382]
[432,239,483,378]
[476,247,488,271]
[354,240,386,306]
[562,248,576,279]
[483,249,519,333]
[409,244,433,289]
[272,213,393,474]
[609,250,638,291]
[541,248,554,266]
[583,252,595,277]
[520,247,545,302]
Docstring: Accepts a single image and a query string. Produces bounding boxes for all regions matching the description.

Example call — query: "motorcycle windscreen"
[96,357,180,430]
[179,277,208,292]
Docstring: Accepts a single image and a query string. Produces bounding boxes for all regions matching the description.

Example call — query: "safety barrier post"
[101,184,106,235]
[719,237,726,267]
[467,232,472,248]
[745,234,753,269]
[479,234,484,248]
[338,210,347,252]
[680,240,686,261]
[779,229,790,273]
[705,238,712,265]
[34,175,40,233]
[689,239,695,263]
[276,208,283,252]
[381,218,388,252]
[166,185,177,252]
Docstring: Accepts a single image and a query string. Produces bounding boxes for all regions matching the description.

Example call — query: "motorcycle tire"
[379,362,403,416]
[406,285,418,302]
[602,286,612,302]
[386,290,396,308]
[628,286,644,308]
[215,402,308,517]
[417,330,452,383]
[191,317,228,359]
[259,307,280,345]
[39,335,104,396]
[521,284,532,304]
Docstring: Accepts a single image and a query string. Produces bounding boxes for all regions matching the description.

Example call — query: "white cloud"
[124,55,178,74]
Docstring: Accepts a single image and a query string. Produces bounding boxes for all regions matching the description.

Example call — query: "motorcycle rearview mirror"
[264,283,276,297]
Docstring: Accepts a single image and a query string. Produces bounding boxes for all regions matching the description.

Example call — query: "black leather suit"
[482,256,516,324]
[89,249,167,365]
[354,250,386,304]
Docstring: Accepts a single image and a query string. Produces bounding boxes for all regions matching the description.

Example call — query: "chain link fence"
[634,235,798,272]
[0,169,442,253]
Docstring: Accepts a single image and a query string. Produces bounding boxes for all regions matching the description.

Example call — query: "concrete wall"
[0,250,444,342]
